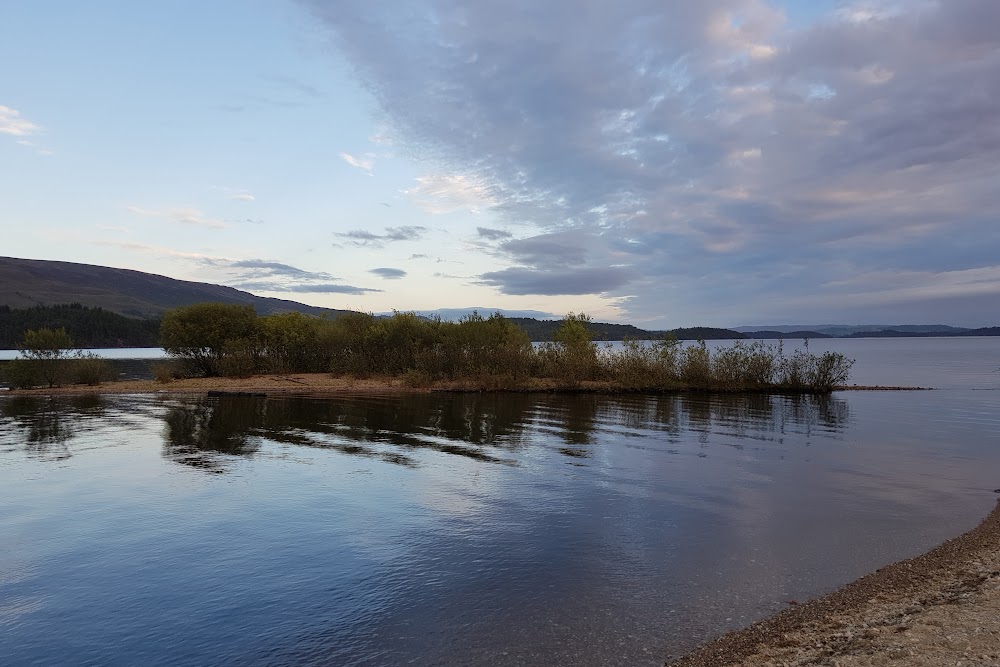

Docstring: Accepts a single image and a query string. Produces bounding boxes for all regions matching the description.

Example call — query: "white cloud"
[0,106,40,137]
[340,151,376,173]
[125,205,230,229]
[404,174,497,214]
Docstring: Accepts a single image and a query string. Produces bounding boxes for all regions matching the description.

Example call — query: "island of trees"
[3,303,854,393]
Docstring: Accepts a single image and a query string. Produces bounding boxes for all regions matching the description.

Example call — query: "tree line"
[0,304,160,348]
[157,303,852,392]
[2,303,854,392]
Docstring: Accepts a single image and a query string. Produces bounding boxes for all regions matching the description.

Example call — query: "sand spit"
[1,374,429,396]
[1,374,931,397]
[669,500,1000,667]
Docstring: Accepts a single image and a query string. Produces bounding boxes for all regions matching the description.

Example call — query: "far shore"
[0,373,933,397]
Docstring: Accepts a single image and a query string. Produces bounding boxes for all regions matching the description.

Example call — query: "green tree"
[18,327,75,387]
[160,303,260,376]
[551,313,598,383]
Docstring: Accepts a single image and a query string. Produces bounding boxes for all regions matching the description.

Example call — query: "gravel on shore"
[668,499,1000,667]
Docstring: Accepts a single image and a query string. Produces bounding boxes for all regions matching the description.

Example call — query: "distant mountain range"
[0,257,996,342]
[0,256,352,318]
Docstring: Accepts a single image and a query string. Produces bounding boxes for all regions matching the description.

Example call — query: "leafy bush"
[72,353,114,386]
[160,303,259,376]
[2,358,41,390]
[18,327,74,387]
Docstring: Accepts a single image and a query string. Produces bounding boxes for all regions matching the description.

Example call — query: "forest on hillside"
[0,304,161,349]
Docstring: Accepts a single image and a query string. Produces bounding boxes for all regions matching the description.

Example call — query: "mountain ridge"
[0,256,352,318]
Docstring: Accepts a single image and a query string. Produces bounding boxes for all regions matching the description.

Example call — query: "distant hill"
[507,319,745,342]
[742,330,833,340]
[734,324,972,336]
[0,257,352,318]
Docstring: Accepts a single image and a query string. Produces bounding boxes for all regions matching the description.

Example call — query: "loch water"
[1,340,998,666]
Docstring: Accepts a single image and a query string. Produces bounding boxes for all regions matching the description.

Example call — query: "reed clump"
[157,304,853,394]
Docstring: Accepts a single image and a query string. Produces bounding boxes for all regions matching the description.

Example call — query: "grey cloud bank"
[305,0,1000,327]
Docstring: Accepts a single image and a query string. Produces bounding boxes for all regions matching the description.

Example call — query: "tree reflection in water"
[161,396,266,472]
[155,392,850,473]
[0,395,107,461]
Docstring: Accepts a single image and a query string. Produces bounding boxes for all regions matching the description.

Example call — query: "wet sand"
[1,373,931,397]
[2,373,429,396]
[669,499,1000,666]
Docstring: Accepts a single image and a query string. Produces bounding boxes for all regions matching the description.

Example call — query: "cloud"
[498,232,590,268]
[261,74,324,99]
[476,227,512,241]
[404,173,497,214]
[340,151,376,173]
[126,205,229,229]
[96,225,130,234]
[369,267,407,279]
[303,0,1000,326]
[479,266,633,296]
[231,282,381,295]
[212,186,256,201]
[94,240,379,295]
[225,258,334,278]
[334,225,427,247]
[0,106,40,137]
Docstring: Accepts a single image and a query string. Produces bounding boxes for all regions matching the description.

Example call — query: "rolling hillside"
[0,257,351,318]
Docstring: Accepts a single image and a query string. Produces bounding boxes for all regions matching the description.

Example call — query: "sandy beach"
[669,500,1000,667]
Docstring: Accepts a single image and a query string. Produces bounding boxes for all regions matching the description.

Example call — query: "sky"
[2,0,998,328]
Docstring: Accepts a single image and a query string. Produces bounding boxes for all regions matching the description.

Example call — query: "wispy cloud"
[96,224,131,234]
[480,267,634,296]
[404,174,497,214]
[230,281,381,295]
[0,106,39,137]
[340,151,376,174]
[369,267,407,279]
[212,186,256,202]
[126,205,230,229]
[95,240,381,295]
[476,227,512,241]
[334,225,427,248]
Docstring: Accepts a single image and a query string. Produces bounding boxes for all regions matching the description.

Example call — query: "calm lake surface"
[1,339,998,666]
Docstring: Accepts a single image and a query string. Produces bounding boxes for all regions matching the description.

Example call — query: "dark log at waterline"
[666,499,1000,666]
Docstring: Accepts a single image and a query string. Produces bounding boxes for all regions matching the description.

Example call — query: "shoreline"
[668,498,1000,666]
[0,373,933,397]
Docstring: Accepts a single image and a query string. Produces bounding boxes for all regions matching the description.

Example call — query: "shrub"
[18,327,74,387]
[810,351,854,392]
[151,362,179,384]
[678,341,712,387]
[160,303,260,376]
[72,353,114,386]
[2,358,41,390]
[218,337,264,378]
